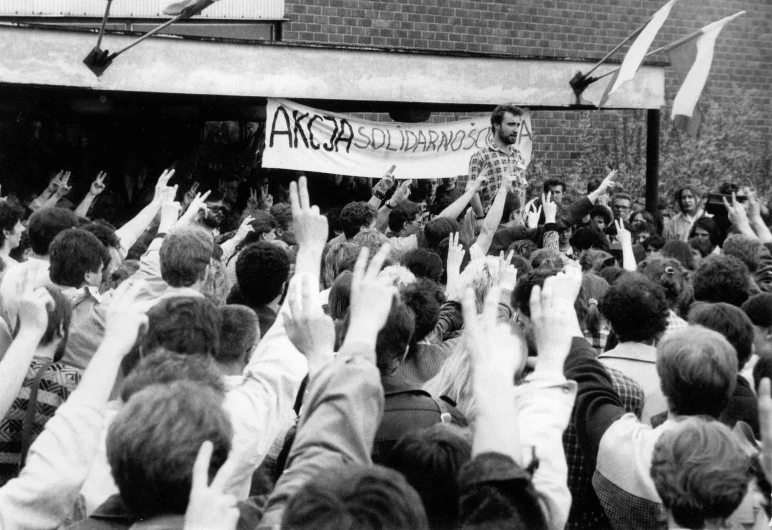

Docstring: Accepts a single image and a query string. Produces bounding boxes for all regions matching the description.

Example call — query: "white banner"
[262,99,533,179]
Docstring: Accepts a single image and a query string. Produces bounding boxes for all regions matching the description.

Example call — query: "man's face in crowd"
[262,229,277,242]
[6,220,24,250]
[593,215,607,231]
[612,198,632,221]
[85,263,105,289]
[547,185,564,206]
[693,226,711,242]
[691,248,703,268]
[637,229,651,244]
[495,112,521,146]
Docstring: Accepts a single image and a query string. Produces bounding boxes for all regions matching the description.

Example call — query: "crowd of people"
[0,102,769,530]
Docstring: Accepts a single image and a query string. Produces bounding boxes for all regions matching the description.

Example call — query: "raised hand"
[247,188,259,210]
[184,441,239,530]
[529,267,583,374]
[260,192,273,211]
[235,215,255,241]
[375,165,396,194]
[45,171,65,195]
[389,179,412,205]
[446,232,465,297]
[103,280,150,356]
[54,171,72,197]
[290,176,328,250]
[345,245,396,356]
[13,268,54,341]
[184,181,200,207]
[178,190,211,227]
[468,167,489,192]
[153,169,176,204]
[542,191,557,223]
[498,250,517,291]
[159,186,182,232]
[723,192,750,228]
[596,168,618,196]
[90,171,107,196]
[525,203,542,229]
[462,285,524,394]
[285,273,336,372]
[614,219,632,248]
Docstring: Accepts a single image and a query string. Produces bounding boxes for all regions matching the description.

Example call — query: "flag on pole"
[607,0,678,97]
[670,11,745,134]
[161,0,217,17]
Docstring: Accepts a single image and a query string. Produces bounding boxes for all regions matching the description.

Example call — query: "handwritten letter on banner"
[262,99,533,180]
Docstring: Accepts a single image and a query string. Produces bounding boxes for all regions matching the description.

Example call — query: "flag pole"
[581,15,654,80]
[591,11,745,83]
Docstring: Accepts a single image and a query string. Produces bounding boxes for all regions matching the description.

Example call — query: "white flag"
[161,0,217,16]
[608,0,678,95]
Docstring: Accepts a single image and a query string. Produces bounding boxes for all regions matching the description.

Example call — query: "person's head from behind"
[143,296,221,358]
[542,178,565,205]
[650,417,751,530]
[509,238,537,260]
[81,220,122,281]
[600,274,668,343]
[107,381,232,520]
[352,228,388,258]
[388,201,422,237]
[49,229,111,288]
[384,424,472,530]
[576,273,609,334]
[217,305,260,375]
[688,302,754,371]
[328,270,353,321]
[693,254,750,307]
[322,241,360,289]
[657,326,737,418]
[339,201,377,240]
[26,207,79,257]
[723,234,767,274]
[340,295,414,376]
[530,249,563,271]
[753,353,772,392]
[120,349,225,403]
[402,248,443,284]
[378,265,416,292]
[236,242,291,307]
[578,249,615,275]
[0,199,25,251]
[401,278,444,346]
[458,256,502,313]
[570,224,610,253]
[240,210,278,246]
[661,240,695,271]
[637,257,689,311]
[424,218,460,251]
[160,226,213,290]
[742,293,772,355]
[282,464,429,530]
[270,203,293,242]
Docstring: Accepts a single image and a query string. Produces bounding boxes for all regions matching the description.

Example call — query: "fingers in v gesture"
[184,441,239,530]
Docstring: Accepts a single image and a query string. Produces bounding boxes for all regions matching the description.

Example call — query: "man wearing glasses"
[611,192,634,222]
[466,104,528,216]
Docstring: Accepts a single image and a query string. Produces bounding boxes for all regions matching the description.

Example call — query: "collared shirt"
[465,138,526,212]
[663,209,703,241]
[598,342,664,423]
[59,286,108,372]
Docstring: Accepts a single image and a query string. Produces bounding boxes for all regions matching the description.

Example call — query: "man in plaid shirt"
[466,104,528,214]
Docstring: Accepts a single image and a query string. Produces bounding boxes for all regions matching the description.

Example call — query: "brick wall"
[281,0,772,178]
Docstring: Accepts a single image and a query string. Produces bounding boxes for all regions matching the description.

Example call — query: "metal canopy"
[0,24,665,110]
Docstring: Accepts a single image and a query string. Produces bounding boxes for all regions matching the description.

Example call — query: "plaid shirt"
[465,138,526,212]
[564,366,644,530]
[583,329,610,357]
[663,310,688,337]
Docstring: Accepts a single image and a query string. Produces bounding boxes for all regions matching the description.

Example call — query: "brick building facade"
[280,0,771,184]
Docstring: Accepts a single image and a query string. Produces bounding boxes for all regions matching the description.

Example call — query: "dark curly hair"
[0,199,25,248]
[339,201,377,239]
[402,248,444,284]
[388,201,421,233]
[512,268,561,318]
[637,257,689,310]
[424,218,459,251]
[235,242,291,306]
[693,254,750,307]
[401,278,445,347]
[600,274,668,343]
[688,302,755,370]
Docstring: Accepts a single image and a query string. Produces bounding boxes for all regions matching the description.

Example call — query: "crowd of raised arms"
[0,131,772,530]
